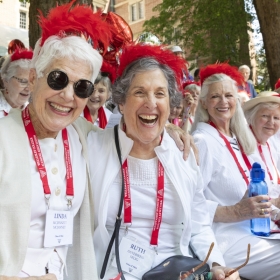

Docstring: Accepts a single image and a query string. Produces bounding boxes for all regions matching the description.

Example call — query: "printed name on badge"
[112,236,155,279]
[44,209,74,247]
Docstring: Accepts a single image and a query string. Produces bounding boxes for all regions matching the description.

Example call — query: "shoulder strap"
[100,125,125,279]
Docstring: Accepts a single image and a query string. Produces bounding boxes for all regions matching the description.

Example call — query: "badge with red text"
[112,236,155,279]
[44,210,73,247]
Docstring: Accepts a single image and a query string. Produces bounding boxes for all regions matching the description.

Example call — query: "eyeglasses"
[12,76,29,88]
[180,243,251,279]
[46,70,94,99]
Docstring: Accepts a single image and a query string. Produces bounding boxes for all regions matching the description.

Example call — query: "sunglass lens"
[47,71,68,90]
[74,80,94,98]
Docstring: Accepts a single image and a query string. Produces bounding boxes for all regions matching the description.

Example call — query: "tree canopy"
[144,0,252,66]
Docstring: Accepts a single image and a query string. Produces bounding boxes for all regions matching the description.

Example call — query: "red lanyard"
[248,126,280,184]
[258,142,280,184]
[209,121,249,185]
[22,107,74,206]
[122,158,165,246]
[189,117,193,125]
[4,111,8,116]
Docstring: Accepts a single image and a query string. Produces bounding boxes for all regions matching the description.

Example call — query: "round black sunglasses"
[47,70,94,99]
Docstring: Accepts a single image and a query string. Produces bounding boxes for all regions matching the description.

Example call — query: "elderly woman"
[182,82,201,132]
[168,98,184,126]
[0,2,113,279]
[238,65,257,98]
[242,91,280,207]
[88,45,240,280]
[0,48,33,117]
[83,72,112,128]
[192,64,280,280]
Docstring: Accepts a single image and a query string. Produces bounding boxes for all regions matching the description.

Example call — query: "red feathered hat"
[11,48,33,62]
[117,44,186,88]
[275,79,280,91]
[182,80,201,89]
[38,0,112,56]
[101,61,117,84]
[200,63,244,86]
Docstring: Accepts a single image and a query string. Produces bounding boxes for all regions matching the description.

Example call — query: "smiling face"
[169,100,183,120]
[202,80,237,128]
[188,88,200,105]
[87,81,109,113]
[4,67,30,108]
[28,58,91,135]
[119,69,170,146]
[251,106,280,144]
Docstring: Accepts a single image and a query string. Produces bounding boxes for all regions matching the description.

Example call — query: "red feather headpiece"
[117,44,186,88]
[11,48,33,62]
[200,63,244,86]
[101,61,117,84]
[275,79,280,90]
[182,80,200,89]
[38,0,112,55]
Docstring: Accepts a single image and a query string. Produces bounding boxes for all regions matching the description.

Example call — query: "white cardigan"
[0,109,98,280]
[87,125,225,277]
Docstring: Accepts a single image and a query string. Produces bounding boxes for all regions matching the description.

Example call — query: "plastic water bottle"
[248,162,270,236]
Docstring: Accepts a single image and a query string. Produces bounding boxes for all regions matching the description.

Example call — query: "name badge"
[44,210,73,248]
[112,236,155,279]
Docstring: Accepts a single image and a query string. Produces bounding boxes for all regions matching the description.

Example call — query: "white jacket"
[193,122,271,253]
[0,109,98,280]
[88,125,225,277]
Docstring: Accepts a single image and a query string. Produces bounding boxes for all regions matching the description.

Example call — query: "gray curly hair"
[112,57,182,108]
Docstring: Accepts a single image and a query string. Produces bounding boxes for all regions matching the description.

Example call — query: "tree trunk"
[253,0,280,89]
[238,0,250,67]
[29,0,93,49]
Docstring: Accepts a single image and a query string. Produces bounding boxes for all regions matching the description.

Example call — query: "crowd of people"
[1,2,280,280]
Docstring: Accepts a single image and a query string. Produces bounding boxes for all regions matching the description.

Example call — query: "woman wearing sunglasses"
[0,2,111,280]
[0,48,33,118]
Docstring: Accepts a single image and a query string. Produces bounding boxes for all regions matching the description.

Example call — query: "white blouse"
[192,122,265,253]
[105,156,184,279]
[20,125,86,277]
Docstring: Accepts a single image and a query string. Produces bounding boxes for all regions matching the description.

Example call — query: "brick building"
[113,0,161,41]
[0,0,30,55]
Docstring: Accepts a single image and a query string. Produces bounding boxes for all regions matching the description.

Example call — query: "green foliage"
[144,0,253,65]
[255,47,270,91]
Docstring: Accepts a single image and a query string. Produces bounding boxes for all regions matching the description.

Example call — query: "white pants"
[224,235,280,280]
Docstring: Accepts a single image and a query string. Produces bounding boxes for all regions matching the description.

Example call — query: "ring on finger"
[260,208,265,215]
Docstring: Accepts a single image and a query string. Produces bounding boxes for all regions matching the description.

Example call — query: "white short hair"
[31,35,102,83]
[244,102,280,126]
[191,74,256,154]
[1,55,31,81]
[184,83,201,93]
[239,65,250,72]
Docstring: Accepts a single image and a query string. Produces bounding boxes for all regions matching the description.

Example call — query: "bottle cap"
[250,162,265,181]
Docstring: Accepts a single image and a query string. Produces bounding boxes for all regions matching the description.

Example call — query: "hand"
[0,274,57,280]
[165,123,199,162]
[270,197,280,209]
[211,266,240,280]
[234,190,272,221]
[183,94,195,109]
